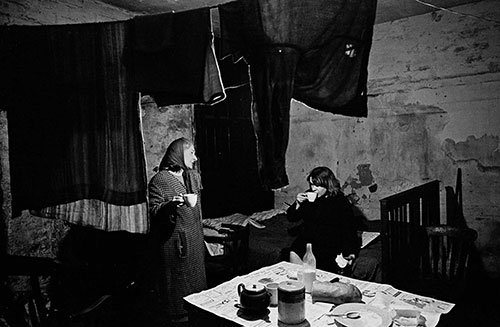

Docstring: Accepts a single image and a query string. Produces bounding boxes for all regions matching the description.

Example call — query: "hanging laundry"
[0,22,148,233]
[126,8,225,106]
[218,0,377,190]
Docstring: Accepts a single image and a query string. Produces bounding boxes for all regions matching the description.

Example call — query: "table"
[184,262,455,327]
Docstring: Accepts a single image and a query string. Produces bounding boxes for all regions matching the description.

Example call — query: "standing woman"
[148,137,206,323]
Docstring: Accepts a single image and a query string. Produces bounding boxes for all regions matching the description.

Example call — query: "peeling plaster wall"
[277,0,500,277]
[140,96,195,182]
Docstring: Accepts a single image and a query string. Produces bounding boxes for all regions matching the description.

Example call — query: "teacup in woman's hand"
[183,193,197,207]
[305,192,317,202]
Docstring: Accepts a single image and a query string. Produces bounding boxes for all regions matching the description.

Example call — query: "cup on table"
[183,193,198,207]
[394,307,421,318]
[266,282,279,307]
[305,192,317,202]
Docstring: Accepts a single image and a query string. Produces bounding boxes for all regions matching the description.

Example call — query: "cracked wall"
[277,0,500,277]
[140,96,195,182]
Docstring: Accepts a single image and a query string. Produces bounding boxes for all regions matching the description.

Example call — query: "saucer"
[330,303,391,327]
[235,304,270,321]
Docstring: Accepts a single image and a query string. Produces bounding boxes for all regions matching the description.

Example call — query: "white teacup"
[265,282,279,307]
[306,192,317,202]
[183,193,198,207]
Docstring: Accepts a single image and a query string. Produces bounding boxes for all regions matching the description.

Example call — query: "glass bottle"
[301,243,316,293]
[302,243,316,269]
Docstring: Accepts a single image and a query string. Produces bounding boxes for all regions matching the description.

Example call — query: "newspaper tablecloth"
[184,261,454,327]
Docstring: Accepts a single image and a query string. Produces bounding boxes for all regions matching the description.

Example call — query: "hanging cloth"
[0,22,148,233]
[126,8,226,106]
[32,200,148,233]
[218,0,377,190]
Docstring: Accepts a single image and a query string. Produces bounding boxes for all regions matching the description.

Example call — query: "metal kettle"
[237,283,270,313]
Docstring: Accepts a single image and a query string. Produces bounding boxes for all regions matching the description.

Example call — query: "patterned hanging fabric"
[1,21,148,233]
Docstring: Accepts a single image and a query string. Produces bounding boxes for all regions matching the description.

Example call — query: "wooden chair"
[446,168,466,227]
[1,255,60,327]
[379,180,441,290]
[420,225,478,302]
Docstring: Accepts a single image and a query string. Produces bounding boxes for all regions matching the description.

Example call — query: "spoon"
[327,311,361,319]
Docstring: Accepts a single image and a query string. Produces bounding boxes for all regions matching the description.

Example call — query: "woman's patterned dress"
[148,170,206,318]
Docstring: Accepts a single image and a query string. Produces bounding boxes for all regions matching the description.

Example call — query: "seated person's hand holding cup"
[296,192,308,203]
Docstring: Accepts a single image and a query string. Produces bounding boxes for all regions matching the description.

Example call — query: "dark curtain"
[0,21,147,218]
[126,8,225,106]
[219,0,377,190]
[248,47,298,190]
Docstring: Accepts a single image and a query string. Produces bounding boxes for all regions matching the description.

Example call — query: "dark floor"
[2,216,499,327]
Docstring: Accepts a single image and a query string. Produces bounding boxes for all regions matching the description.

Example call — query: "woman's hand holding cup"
[172,194,185,207]
[297,191,317,203]
[296,192,308,203]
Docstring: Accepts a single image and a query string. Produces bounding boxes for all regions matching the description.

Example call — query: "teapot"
[237,283,270,313]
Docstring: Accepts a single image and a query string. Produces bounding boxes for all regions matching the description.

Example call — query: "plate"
[330,303,391,327]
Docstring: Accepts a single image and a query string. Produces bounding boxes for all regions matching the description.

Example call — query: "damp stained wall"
[276,0,500,277]
[140,96,195,182]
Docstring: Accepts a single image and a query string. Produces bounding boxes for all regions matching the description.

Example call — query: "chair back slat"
[425,225,477,284]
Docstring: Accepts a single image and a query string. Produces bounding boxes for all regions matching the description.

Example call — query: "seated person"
[281,166,380,282]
